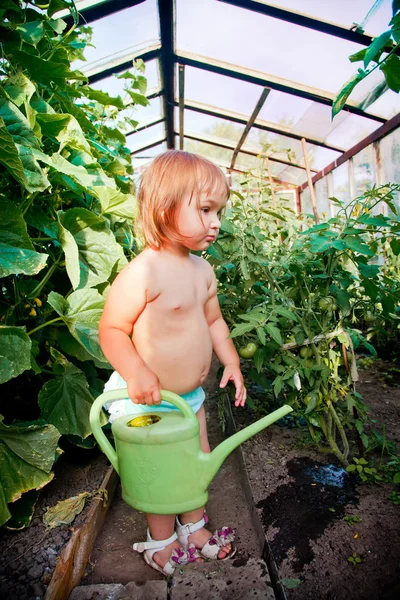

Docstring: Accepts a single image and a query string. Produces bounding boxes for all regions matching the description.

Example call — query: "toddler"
[98,150,246,575]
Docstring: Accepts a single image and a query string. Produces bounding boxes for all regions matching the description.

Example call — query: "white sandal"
[133,530,200,576]
[175,515,236,560]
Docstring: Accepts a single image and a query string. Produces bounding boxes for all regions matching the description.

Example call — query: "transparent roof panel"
[177,0,378,95]
[235,152,269,173]
[278,165,308,185]
[325,112,379,148]
[118,96,163,128]
[73,0,159,75]
[184,138,233,165]
[178,108,246,143]
[91,59,160,99]
[184,66,265,115]
[306,146,341,172]
[367,89,400,120]
[126,122,165,153]
[256,0,393,36]
[258,91,313,130]
[131,141,167,170]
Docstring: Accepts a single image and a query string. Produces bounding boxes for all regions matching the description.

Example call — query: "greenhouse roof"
[67,0,400,186]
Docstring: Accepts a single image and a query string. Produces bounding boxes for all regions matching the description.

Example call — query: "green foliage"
[381,453,400,484]
[0,1,148,527]
[346,457,382,483]
[333,3,400,116]
[212,170,400,466]
[347,552,362,565]
[388,491,400,505]
[343,515,361,526]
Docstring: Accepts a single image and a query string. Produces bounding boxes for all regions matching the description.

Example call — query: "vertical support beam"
[348,158,356,199]
[373,141,386,216]
[295,187,301,214]
[158,0,175,149]
[230,87,270,170]
[179,64,185,150]
[301,138,319,223]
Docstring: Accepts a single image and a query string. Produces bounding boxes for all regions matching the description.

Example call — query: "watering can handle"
[89,388,198,473]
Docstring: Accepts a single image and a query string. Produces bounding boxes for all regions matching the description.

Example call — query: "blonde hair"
[136,150,230,249]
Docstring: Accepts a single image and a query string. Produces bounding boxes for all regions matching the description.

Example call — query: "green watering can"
[90,389,293,515]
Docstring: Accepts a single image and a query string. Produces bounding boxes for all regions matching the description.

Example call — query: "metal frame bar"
[177,99,344,153]
[126,116,165,137]
[217,1,373,45]
[179,64,185,150]
[130,137,167,155]
[181,131,316,172]
[230,87,270,169]
[176,51,385,123]
[64,0,146,27]
[88,45,161,84]
[158,0,175,148]
[80,3,396,173]
[300,112,400,191]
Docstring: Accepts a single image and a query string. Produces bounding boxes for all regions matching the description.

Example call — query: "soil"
[0,448,109,600]
[236,359,400,600]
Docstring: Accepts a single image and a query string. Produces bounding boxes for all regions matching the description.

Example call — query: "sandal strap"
[176,516,206,536]
[133,530,177,553]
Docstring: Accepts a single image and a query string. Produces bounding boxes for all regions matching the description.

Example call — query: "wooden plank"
[45,467,119,600]
[230,87,270,169]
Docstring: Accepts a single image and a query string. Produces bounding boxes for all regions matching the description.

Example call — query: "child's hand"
[219,364,247,407]
[126,366,161,406]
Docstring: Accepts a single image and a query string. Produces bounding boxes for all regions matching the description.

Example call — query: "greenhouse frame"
[68,0,400,215]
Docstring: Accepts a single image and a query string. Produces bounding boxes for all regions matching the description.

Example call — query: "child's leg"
[178,404,232,560]
[146,513,181,568]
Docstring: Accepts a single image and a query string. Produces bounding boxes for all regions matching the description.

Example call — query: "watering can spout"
[201,404,293,488]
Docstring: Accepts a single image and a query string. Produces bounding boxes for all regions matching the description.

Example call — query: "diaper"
[103,370,205,423]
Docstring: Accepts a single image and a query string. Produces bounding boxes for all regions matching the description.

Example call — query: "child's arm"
[98,258,161,405]
[204,267,246,407]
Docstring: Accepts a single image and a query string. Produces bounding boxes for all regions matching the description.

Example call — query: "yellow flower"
[34,297,42,307]
[29,308,37,317]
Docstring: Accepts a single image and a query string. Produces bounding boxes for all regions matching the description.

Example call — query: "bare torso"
[130,249,213,394]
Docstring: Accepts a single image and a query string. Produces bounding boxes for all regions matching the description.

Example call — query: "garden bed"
[236,359,400,600]
[0,448,110,600]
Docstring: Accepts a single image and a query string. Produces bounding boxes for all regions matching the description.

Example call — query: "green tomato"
[299,346,312,358]
[318,296,337,312]
[364,311,375,324]
[239,343,258,359]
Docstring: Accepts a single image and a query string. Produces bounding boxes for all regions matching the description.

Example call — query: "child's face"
[176,183,227,251]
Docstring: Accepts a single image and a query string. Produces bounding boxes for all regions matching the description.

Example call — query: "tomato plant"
[210,173,400,466]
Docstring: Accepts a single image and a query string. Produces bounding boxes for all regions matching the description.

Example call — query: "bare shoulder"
[120,248,154,276]
[190,254,215,286]
[109,250,155,295]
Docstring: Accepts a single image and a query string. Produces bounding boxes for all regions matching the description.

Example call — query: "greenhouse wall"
[300,131,400,217]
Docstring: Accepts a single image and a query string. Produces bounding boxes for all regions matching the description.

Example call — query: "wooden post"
[301,137,319,223]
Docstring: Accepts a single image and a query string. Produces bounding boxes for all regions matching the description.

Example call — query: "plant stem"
[328,402,350,465]
[28,317,63,337]
[29,259,60,299]
[21,192,39,217]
